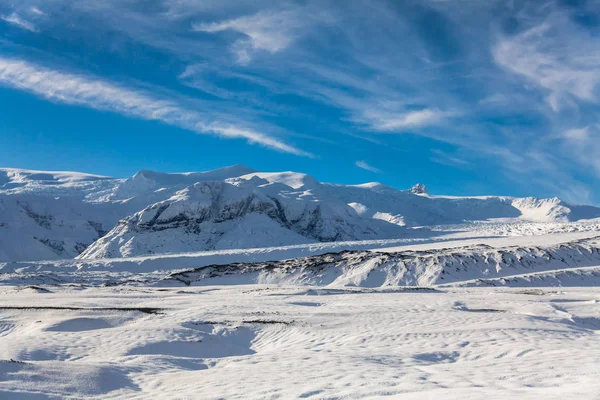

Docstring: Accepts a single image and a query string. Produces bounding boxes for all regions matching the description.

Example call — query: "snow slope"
[0,168,118,199]
[0,194,122,261]
[1,165,600,262]
[1,231,599,289]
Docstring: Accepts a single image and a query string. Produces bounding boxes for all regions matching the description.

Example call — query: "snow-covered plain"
[2,166,600,398]
[0,285,599,399]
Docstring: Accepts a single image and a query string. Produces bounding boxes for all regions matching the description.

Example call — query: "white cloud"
[361,109,448,132]
[0,57,311,157]
[29,7,46,16]
[563,127,590,141]
[493,17,600,111]
[193,10,302,63]
[1,13,37,32]
[355,160,382,173]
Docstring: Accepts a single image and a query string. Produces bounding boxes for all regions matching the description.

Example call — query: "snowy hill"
[156,235,600,288]
[1,165,599,262]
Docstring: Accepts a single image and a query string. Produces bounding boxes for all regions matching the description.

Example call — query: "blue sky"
[0,0,599,203]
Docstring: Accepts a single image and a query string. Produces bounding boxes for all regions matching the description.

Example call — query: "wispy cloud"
[1,13,37,32]
[0,0,599,203]
[29,7,45,16]
[193,10,305,64]
[355,160,382,173]
[493,15,600,112]
[563,127,590,141]
[0,57,311,156]
[430,149,470,168]
[360,108,449,132]
[560,125,600,178]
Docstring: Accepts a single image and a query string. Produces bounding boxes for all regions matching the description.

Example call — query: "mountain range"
[1,165,599,262]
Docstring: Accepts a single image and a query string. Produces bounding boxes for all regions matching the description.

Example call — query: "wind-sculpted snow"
[1,165,600,261]
[157,235,600,288]
[453,265,600,287]
[2,285,599,398]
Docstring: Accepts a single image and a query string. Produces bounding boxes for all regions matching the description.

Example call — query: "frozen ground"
[0,285,599,399]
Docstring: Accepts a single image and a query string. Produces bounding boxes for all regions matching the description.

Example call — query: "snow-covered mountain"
[1,165,599,262]
[0,169,123,261]
[79,179,402,258]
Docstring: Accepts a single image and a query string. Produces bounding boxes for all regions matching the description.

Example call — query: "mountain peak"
[410,183,429,195]
[212,164,257,176]
[237,171,319,190]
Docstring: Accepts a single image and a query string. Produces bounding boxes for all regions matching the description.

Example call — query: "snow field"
[0,285,598,399]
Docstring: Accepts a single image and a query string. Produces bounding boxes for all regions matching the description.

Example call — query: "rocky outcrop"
[409,183,429,196]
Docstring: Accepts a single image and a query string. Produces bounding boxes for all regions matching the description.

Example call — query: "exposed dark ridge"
[0,306,162,314]
[191,319,295,326]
